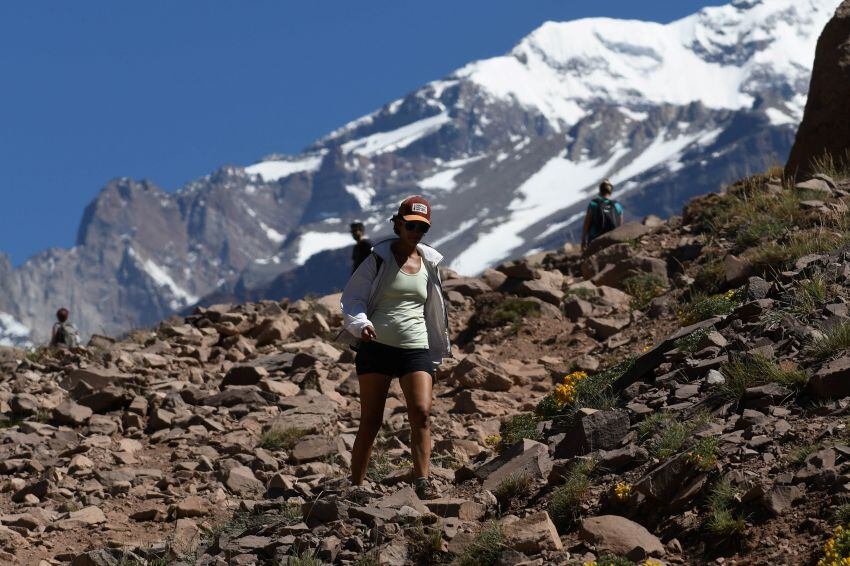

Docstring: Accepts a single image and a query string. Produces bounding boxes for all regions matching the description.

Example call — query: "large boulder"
[579,515,665,560]
[786,1,850,178]
[451,354,513,392]
[475,439,552,490]
[553,409,630,458]
[810,356,850,399]
[586,223,653,256]
[503,511,563,553]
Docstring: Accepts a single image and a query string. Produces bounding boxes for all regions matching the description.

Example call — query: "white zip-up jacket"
[339,239,451,368]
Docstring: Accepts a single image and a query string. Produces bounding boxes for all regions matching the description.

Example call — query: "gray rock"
[554,409,630,458]
[476,439,552,490]
[579,515,665,560]
[222,365,269,387]
[452,354,514,392]
[503,511,563,553]
[810,357,850,399]
[52,401,93,427]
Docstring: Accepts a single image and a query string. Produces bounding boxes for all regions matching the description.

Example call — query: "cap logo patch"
[411,203,428,214]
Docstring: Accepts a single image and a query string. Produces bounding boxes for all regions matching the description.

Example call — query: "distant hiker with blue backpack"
[581,179,623,252]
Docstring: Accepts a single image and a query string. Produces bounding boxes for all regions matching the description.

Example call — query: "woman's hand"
[361,326,377,342]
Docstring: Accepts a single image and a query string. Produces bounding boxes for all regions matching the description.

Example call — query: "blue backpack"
[591,197,620,237]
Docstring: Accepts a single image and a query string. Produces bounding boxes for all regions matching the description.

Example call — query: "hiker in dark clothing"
[50,308,80,349]
[581,179,624,252]
[350,222,373,273]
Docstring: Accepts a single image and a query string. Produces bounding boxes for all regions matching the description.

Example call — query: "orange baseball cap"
[397,195,431,225]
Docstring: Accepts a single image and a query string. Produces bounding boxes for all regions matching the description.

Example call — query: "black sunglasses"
[404,221,430,233]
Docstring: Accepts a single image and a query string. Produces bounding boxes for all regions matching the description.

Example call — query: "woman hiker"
[340,195,451,500]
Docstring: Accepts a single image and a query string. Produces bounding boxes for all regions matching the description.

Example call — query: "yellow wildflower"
[643,560,665,566]
[819,523,850,566]
[614,481,633,500]
[552,370,589,407]
[483,434,501,448]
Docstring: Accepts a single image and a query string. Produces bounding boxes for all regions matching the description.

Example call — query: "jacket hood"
[371,238,444,266]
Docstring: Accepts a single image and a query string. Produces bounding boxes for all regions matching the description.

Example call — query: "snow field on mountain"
[419,167,464,191]
[345,184,376,209]
[340,113,450,156]
[127,248,198,311]
[0,313,32,347]
[244,153,325,182]
[295,232,352,265]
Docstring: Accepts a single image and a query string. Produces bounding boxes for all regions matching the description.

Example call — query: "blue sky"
[0,0,721,265]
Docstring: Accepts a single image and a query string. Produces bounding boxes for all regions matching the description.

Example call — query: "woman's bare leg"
[399,371,433,479]
[350,372,393,485]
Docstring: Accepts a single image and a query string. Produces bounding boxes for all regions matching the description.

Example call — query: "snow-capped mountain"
[0,0,840,342]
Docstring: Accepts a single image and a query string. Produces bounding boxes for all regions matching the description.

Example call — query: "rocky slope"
[0,0,840,343]
[1,163,850,564]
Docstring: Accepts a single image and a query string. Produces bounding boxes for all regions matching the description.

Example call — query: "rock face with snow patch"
[0,0,840,341]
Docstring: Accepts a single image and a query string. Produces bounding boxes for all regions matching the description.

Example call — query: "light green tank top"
[371,261,429,349]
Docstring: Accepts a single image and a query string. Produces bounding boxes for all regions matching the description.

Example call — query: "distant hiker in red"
[581,179,624,252]
[350,221,372,273]
[340,196,451,500]
[50,308,80,348]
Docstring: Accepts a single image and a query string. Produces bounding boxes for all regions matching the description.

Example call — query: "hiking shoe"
[414,477,439,500]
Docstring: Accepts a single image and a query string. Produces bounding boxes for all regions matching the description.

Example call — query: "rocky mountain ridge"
[0,0,841,344]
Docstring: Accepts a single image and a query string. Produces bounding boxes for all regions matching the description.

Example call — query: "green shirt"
[371,262,429,349]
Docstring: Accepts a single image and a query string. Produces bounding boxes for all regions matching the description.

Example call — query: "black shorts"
[355,341,434,378]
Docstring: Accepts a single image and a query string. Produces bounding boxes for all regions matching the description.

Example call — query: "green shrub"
[679,291,740,325]
[623,273,666,310]
[353,552,379,566]
[407,522,450,565]
[649,421,692,459]
[810,321,850,359]
[735,218,787,249]
[491,299,541,327]
[565,287,596,301]
[834,503,850,525]
[685,436,720,470]
[494,472,533,503]
[549,459,594,528]
[636,412,675,440]
[793,272,829,315]
[705,480,746,536]
[25,346,50,364]
[453,522,504,566]
[693,259,726,295]
[499,414,541,449]
[366,450,395,483]
[286,552,324,566]
[594,557,639,566]
[259,427,306,451]
[718,354,807,399]
[639,412,711,460]
[788,441,821,466]
[810,149,850,180]
[674,328,710,355]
